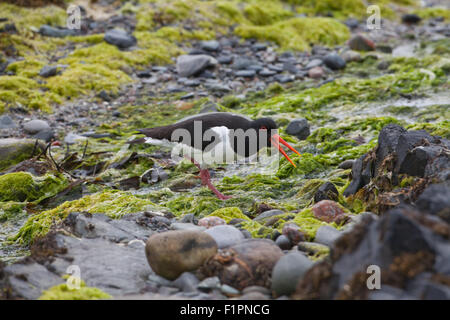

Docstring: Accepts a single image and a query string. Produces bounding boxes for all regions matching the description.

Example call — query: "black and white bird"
[130,112,301,200]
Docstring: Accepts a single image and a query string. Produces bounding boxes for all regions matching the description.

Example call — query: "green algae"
[406,121,450,139]
[39,280,111,300]
[234,17,350,51]
[206,207,250,222]
[0,202,26,222]
[0,172,68,203]
[413,7,450,21]
[12,189,156,245]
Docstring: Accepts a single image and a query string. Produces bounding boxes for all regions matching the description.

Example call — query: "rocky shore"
[0,0,449,300]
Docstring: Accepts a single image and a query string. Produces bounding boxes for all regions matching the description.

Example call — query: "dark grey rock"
[402,14,421,24]
[338,159,355,170]
[39,25,77,37]
[285,118,310,140]
[253,209,284,222]
[197,276,221,291]
[305,59,323,69]
[141,166,169,184]
[275,235,291,250]
[314,182,339,203]
[0,114,17,129]
[200,40,220,52]
[217,55,233,64]
[235,70,256,78]
[172,272,199,292]
[271,252,314,297]
[323,53,346,70]
[104,29,137,49]
[258,69,276,77]
[416,183,450,223]
[39,65,58,78]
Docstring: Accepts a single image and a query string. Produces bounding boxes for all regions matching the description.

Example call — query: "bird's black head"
[251,117,278,132]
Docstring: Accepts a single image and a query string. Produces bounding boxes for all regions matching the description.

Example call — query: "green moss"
[12,190,156,245]
[0,202,26,222]
[39,280,111,300]
[289,208,334,241]
[243,1,293,25]
[0,75,56,112]
[413,7,450,21]
[0,172,68,203]
[234,17,350,51]
[206,207,251,223]
[406,121,450,139]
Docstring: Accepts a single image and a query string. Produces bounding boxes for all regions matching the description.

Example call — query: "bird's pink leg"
[199,169,232,200]
[184,156,231,200]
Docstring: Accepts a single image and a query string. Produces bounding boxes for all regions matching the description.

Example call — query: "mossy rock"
[0,138,45,171]
[0,172,68,202]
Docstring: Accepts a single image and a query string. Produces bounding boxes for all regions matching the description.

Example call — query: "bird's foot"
[199,169,231,201]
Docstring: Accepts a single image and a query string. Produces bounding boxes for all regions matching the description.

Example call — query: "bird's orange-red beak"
[270,134,301,167]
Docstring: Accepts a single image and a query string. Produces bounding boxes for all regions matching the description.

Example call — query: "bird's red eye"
[261,126,267,130]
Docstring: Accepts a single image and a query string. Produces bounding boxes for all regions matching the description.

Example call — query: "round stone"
[204,225,245,248]
[282,223,305,245]
[145,230,218,280]
[312,200,347,223]
[23,119,50,134]
[308,66,324,79]
[271,252,314,297]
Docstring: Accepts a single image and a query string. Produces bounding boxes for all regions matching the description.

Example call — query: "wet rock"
[285,118,310,140]
[0,114,17,129]
[221,284,240,296]
[343,153,372,196]
[23,119,50,134]
[308,66,324,79]
[312,200,347,223]
[204,225,245,249]
[314,182,339,203]
[275,235,292,250]
[348,34,375,51]
[39,65,58,78]
[104,29,137,49]
[172,272,199,292]
[197,276,221,291]
[271,252,314,297]
[235,70,256,78]
[141,166,168,184]
[1,262,64,299]
[338,159,355,170]
[402,14,421,25]
[199,239,283,290]
[282,223,305,245]
[294,206,447,299]
[217,55,233,64]
[39,25,76,37]
[179,213,198,224]
[145,230,218,280]
[415,183,450,223]
[0,138,44,171]
[314,225,341,246]
[259,69,276,77]
[253,209,284,223]
[200,40,220,52]
[305,58,322,69]
[377,60,391,70]
[323,53,346,70]
[176,54,217,77]
[198,216,226,228]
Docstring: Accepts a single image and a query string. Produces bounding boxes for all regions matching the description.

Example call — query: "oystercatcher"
[130,112,301,200]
